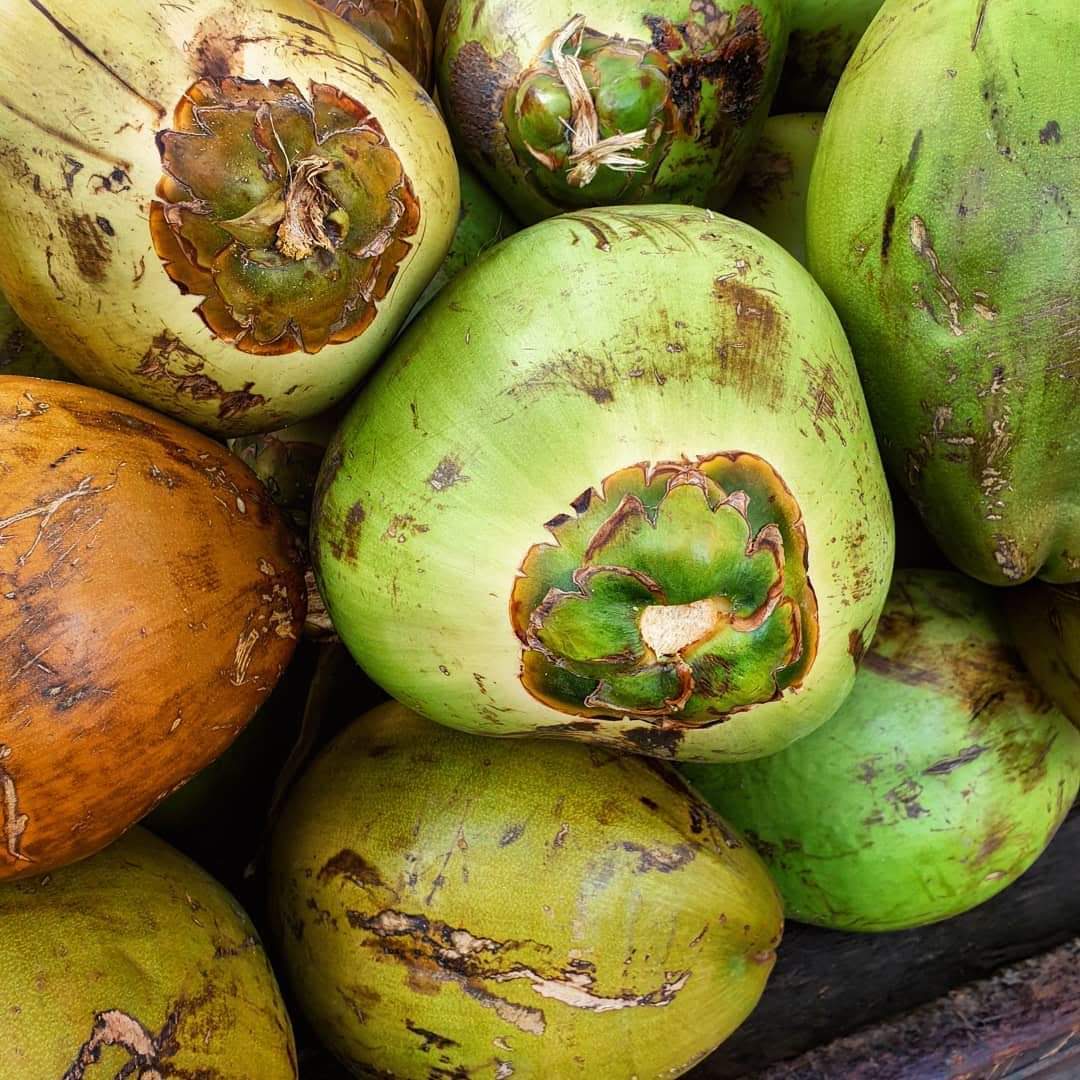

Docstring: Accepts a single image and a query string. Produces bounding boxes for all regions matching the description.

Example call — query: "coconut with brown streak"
[0,828,297,1078]
[0,0,459,435]
[269,702,783,1077]
[0,376,305,879]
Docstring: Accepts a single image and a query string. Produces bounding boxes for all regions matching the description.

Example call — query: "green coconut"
[0,290,74,381]
[806,0,1080,585]
[1006,583,1080,729]
[406,164,518,323]
[269,702,783,1078]
[683,570,1080,932]
[725,112,823,265]
[311,205,894,762]
[0,828,296,1077]
[435,0,788,222]
[773,0,883,111]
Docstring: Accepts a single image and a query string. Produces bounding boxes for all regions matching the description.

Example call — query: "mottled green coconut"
[683,571,1080,932]
[773,0,882,111]
[269,702,783,1078]
[725,112,823,265]
[0,290,74,381]
[311,205,894,762]
[1006,583,1080,729]
[436,0,788,222]
[807,0,1080,585]
[0,828,296,1077]
[406,164,518,323]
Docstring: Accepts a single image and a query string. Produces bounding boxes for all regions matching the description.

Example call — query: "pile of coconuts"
[0,0,1076,1076]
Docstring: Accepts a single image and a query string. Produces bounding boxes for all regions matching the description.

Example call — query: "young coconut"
[0,291,75,382]
[435,0,789,222]
[311,0,435,89]
[0,828,297,1078]
[405,163,519,323]
[1005,583,1080,729]
[725,112,823,266]
[772,0,883,111]
[269,702,783,1078]
[683,570,1080,932]
[0,376,305,879]
[311,206,894,762]
[806,0,1080,585]
[0,0,459,436]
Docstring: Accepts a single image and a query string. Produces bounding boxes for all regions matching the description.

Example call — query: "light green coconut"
[725,112,823,265]
[806,0,1080,585]
[683,570,1080,932]
[311,205,894,762]
[1006,582,1080,729]
[0,828,296,1077]
[269,702,783,1078]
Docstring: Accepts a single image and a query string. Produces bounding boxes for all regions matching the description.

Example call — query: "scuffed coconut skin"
[773,0,882,112]
[684,570,1080,932]
[435,0,788,223]
[806,0,1080,586]
[1006,582,1080,729]
[0,828,297,1078]
[0,0,458,436]
[0,376,305,879]
[269,702,783,1078]
[0,291,75,382]
[311,206,894,762]
[725,112,823,265]
[311,0,435,89]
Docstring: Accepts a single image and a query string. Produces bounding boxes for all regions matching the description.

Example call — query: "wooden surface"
[695,807,1079,1077]
[750,938,1080,1079]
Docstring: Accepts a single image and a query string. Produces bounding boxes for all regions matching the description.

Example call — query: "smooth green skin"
[269,702,783,1079]
[773,0,882,111]
[406,164,519,323]
[0,828,296,1077]
[726,112,823,265]
[684,570,1080,932]
[0,291,75,381]
[807,0,1080,586]
[436,0,788,223]
[311,205,894,761]
[1006,583,1080,729]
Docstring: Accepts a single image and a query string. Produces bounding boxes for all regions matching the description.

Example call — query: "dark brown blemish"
[58,213,111,283]
[405,1019,460,1053]
[337,501,365,562]
[428,456,468,491]
[923,745,988,775]
[621,724,686,758]
[60,154,83,193]
[621,841,696,873]
[135,333,266,420]
[1040,120,1062,144]
[885,778,930,819]
[646,5,770,134]
[447,42,520,168]
[498,823,526,847]
[317,848,385,889]
[848,626,869,666]
[861,651,942,689]
[639,796,659,811]
[881,129,923,261]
